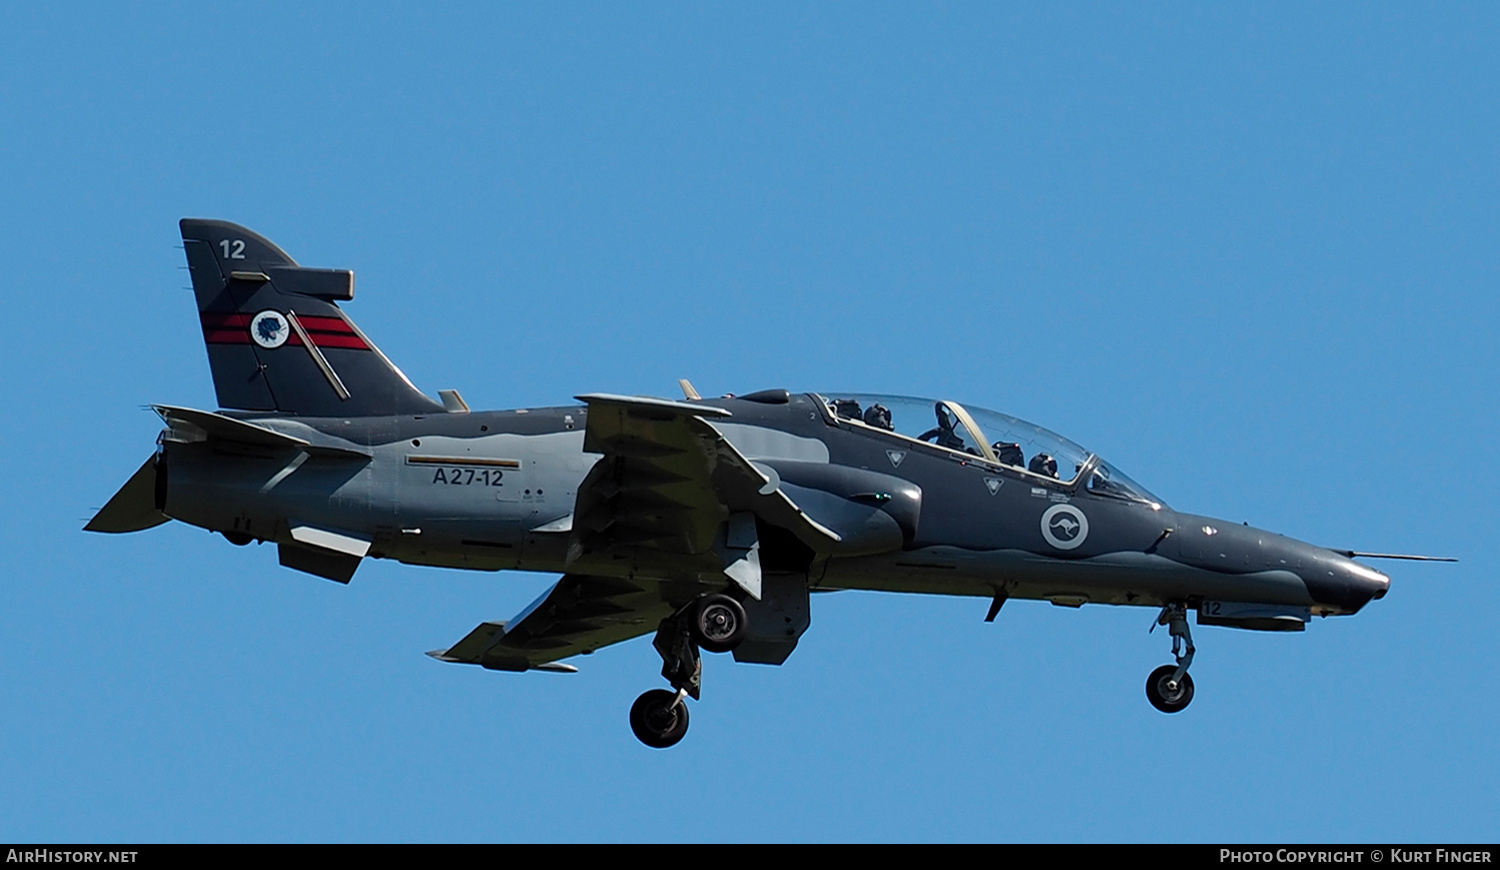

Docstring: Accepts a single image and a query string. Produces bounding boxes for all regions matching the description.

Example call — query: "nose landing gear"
[1147,602,1196,713]
[1146,664,1195,713]
[629,593,748,748]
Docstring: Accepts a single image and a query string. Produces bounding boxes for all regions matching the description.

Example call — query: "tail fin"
[181,219,442,417]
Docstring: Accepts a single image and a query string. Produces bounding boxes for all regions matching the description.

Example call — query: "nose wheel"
[1146,665,1195,713]
[1146,602,1197,714]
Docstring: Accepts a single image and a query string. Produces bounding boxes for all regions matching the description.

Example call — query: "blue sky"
[2,3,1496,842]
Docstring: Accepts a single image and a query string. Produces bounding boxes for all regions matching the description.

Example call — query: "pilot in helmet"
[1028,453,1058,479]
[993,442,1024,467]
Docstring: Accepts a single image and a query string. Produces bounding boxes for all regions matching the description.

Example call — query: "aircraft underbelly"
[818,547,1316,608]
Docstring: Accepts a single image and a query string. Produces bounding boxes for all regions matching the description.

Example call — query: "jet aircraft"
[88,219,1444,748]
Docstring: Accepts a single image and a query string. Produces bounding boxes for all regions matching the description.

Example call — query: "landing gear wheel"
[692,594,747,653]
[630,689,690,748]
[1146,665,1195,713]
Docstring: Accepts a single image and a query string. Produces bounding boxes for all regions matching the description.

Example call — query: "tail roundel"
[180,219,442,417]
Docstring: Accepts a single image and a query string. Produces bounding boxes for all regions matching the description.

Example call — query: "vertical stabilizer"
[180,219,442,417]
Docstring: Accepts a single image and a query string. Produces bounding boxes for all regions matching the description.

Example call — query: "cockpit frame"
[811,393,1105,494]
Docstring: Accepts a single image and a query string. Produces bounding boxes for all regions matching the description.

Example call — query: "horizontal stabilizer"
[155,405,307,449]
[84,455,168,533]
[153,405,370,458]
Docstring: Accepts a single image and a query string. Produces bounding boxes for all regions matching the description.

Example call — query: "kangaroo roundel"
[1041,503,1089,550]
[250,310,290,349]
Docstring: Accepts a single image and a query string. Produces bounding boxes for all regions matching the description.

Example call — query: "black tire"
[692,594,747,653]
[629,689,690,749]
[1146,665,1195,714]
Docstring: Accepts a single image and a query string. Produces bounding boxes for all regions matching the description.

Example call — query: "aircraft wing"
[432,395,846,672]
[567,394,840,593]
[428,574,676,671]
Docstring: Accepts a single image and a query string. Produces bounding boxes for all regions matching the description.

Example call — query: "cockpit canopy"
[819,393,1164,507]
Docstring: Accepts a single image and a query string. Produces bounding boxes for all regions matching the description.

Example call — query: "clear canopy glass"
[818,393,1163,507]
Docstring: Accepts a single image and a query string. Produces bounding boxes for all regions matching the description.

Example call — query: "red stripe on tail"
[201,312,369,350]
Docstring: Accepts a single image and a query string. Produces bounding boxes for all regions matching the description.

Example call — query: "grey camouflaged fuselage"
[159,391,1389,618]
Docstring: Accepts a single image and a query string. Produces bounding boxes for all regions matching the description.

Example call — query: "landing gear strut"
[629,593,747,748]
[1147,602,1196,714]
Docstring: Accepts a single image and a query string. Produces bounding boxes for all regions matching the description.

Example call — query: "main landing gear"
[1146,602,1196,714]
[630,689,690,749]
[629,593,748,748]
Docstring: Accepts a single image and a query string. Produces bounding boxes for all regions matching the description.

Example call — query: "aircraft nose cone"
[1302,553,1391,613]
